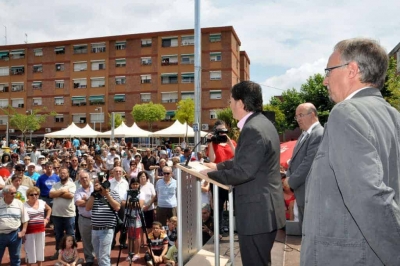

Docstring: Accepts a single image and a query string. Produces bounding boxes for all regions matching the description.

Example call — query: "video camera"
[91,172,110,199]
[206,128,228,144]
[127,189,140,202]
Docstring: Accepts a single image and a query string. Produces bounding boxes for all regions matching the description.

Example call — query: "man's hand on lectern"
[202,162,217,169]
[200,168,215,176]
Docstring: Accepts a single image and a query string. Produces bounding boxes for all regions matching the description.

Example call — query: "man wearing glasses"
[301,39,400,266]
[0,185,29,266]
[155,166,177,226]
[285,103,323,228]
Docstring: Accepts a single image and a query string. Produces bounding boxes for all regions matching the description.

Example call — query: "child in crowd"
[145,221,169,266]
[163,216,178,248]
[126,177,143,263]
[55,235,84,266]
[163,239,178,266]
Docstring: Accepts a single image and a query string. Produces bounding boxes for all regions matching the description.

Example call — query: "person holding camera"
[86,174,121,266]
[206,120,236,215]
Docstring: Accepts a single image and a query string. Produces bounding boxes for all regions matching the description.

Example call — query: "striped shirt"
[25,200,45,234]
[0,198,29,234]
[91,190,121,227]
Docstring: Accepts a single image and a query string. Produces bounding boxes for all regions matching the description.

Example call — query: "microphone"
[180,136,207,169]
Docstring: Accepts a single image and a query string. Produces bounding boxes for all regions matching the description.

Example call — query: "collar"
[305,121,320,134]
[344,87,369,100]
[237,112,254,131]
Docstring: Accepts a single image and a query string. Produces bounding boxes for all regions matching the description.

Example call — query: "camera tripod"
[116,189,155,266]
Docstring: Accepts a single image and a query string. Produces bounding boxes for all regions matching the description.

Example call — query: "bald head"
[295,103,319,131]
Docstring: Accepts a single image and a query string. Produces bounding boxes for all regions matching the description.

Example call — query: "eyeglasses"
[29,194,38,196]
[294,112,312,121]
[71,160,78,162]
[163,172,172,175]
[9,192,16,195]
[324,63,349,77]
[54,167,60,169]
[81,164,87,166]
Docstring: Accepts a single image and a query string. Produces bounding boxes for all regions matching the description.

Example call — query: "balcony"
[72,102,87,106]
[0,87,9,93]
[161,99,178,103]
[141,79,151,84]
[73,83,87,89]
[11,86,24,92]
[10,68,25,75]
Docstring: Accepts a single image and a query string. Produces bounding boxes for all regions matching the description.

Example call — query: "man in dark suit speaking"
[285,103,323,227]
[201,81,285,266]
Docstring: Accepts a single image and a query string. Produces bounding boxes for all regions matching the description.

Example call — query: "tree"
[270,88,303,130]
[131,102,166,131]
[216,108,239,140]
[2,106,56,141]
[384,57,400,111]
[108,113,124,128]
[263,104,286,134]
[175,98,195,141]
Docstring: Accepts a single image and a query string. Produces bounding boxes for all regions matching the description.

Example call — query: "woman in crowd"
[171,157,180,180]
[24,186,52,266]
[281,173,295,221]
[139,171,156,246]
[1,153,10,167]
[134,154,144,171]
[94,154,107,172]
[128,161,140,181]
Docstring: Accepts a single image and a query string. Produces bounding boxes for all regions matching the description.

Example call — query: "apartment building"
[0,26,250,135]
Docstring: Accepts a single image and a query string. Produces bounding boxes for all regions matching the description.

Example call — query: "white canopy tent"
[129,123,152,137]
[150,120,208,138]
[77,124,102,138]
[44,122,82,138]
[97,121,131,138]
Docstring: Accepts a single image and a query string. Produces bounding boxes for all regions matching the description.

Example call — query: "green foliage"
[384,57,400,111]
[131,102,166,131]
[108,113,124,128]
[263,104,286,134]
[272,88,303,130]
[216,108,239,141]
[2,106,56,141]
[175,98,195,124]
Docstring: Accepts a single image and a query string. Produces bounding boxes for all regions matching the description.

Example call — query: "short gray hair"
[3,185,16,194]
[334,38,388,89]
[202,203,211,212]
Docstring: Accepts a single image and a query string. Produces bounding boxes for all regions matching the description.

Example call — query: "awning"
[166,111,176,116]
[161,73,178,77]
[0,52,9,57]
[210,52,221,55]
[71,96,86,101]
[89,95,105,101]
[114,94,125,101]
[181,73,194,78]
[54,47,65,52]
[10,50,24,55]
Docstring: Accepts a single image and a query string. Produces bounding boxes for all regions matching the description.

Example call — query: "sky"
[0,0,399,103]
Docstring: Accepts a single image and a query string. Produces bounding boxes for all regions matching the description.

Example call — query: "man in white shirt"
[106,147,120,171]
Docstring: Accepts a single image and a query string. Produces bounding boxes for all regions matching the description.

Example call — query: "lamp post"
[26,109,33,142]
[95,107,103,132]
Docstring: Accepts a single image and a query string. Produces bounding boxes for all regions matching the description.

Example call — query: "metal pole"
[229,190,235,265]
[213,184,220,266]
[6,121,9,147]
[110,112,115,142]
[176,168,183,266]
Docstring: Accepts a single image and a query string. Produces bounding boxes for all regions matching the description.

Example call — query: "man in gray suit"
[301,38,400,266]
[201,81,286,266]
[286,103,323,226]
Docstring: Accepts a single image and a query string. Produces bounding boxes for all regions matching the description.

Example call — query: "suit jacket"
[300,88,400,266]
[287,123,324,206]
[207,112,286,235]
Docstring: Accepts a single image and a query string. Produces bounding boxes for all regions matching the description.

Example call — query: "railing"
[73,49,87,54]
[161,61,178,66]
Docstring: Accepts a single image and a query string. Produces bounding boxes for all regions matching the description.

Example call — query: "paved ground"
[1,228,301,265]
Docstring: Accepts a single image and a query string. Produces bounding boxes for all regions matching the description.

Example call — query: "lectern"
[176,162,234,266]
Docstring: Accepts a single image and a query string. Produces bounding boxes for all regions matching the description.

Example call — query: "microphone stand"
[180,136,207,169]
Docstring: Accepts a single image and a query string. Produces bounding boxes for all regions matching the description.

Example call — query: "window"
[140,93,151,102]
[33,65,43,73]
[210,90,222,99]
[91,43,106,53]
[55,80,64,89]
[73,78,87,89]
[141,39,152,47]
[71,97,86,106]
[55,115,64,123]
[0,51,9,61]
[73,44,87,54]
[89,95,105,105]
[181,36,194,46]
[181,91,194,100]
[72,114,86,124]
[10,66,24,75]
[181,73,194,83]
[141,75,151,84]
[34,48,43,57]
[161,92,178,103]
[0,115,7,125]
[33,98,42,106]
[11,98,24,108]
[55,47,65,54]
[161,37,178,47]
[163,110,176,121]
[0,67,9,76]
[210,110,217,119]
[116,58,126,67]
[91,60,106,71]
[209,33,221,42]
[0,99,9,108]
[73,62,87,72]
[161,55,178,66]
[210,52,221,62]
[55,63,64,71]
[114,94,126,102]
[90,113,105,123]
[0,83,9,92]
[91,77,105,88]
[54,97,64,106]
[115,41,126,50]
[11,83,24,92]
[161,73,178,84]
[32,81,42,90]
[10,49,25,59]
[115,76,126,85]
[181,54,194,65]
[210,71,222,80]
[141,57,152,65]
